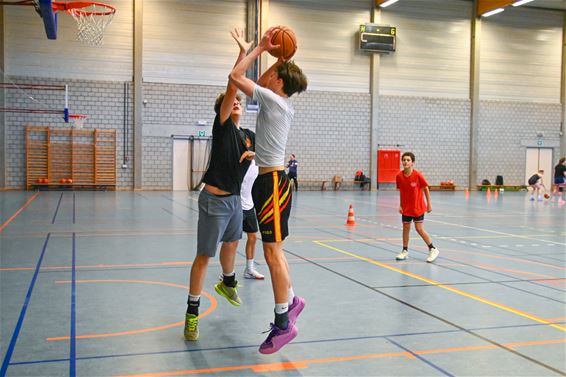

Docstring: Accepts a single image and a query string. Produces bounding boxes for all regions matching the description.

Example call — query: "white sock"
[246,259,254,270]
[222,271,235,277]
[189,294,200,303]
[288,287,295,305]
[275,303,288,314]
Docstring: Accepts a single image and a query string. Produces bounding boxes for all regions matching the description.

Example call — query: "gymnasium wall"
[1,0,564,190]
[4,77,134,188]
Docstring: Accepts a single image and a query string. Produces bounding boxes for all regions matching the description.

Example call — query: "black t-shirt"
[202,114,255,195]
[555,164,566,179]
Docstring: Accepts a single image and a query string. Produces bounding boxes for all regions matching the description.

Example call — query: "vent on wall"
[359,24,396,53]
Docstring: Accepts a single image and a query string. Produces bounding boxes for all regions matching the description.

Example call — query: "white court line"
[428,219,566,246]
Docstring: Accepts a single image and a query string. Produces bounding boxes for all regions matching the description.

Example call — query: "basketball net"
[69,114,87,129]
[66,2,116,46]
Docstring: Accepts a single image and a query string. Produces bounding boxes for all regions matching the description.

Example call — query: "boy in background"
[395,152,439,263]
[527,170,547,201]
[241,159,265,279]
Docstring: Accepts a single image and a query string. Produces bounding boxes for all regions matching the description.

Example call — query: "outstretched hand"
[231,28,252,53]
[239,151,255,163]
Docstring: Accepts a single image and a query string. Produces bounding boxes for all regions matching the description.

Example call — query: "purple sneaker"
[288,296,305,325]
[258,323,298,354]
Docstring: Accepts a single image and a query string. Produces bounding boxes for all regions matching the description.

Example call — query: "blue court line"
[160,207,189,223]
[386,337,455,377]
[323,226,566,297]
[52,193,64,224]
[73,193,76,224]
[9,321,565,366]
[1,233,51,377]
[70,233,76,377]
[316,226,566,303]
[161,194,199,213]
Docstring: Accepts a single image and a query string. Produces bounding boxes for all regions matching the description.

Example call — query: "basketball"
[269,26,297,60]
[544,193,550,199]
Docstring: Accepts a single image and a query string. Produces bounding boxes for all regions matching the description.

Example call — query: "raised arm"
[230,27,278,97]
[219,28,252,124]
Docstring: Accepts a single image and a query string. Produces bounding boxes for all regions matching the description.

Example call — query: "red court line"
[0,192,39,233]
[113,338,565,377]
[0,256,355,272]
[48,280,217,341]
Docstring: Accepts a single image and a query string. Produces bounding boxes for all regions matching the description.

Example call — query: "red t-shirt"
[396,169,428,217]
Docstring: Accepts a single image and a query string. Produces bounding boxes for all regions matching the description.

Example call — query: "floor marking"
[314,241,565,332]
[387,337,455,377]
[112,338,566,377]
[428,219,566,246]
[0,256,354,272]
[51,193,64,224]
[48,280,217,341]
[0,192,40,232]
[1,233,50,376]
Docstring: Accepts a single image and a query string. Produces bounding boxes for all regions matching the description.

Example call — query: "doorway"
[525,147,553,189]
[172,136,211,190]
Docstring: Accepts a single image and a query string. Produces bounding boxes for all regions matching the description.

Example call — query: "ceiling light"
[512,0,535,6]
[482,8,505,17]
[380,0,400,8]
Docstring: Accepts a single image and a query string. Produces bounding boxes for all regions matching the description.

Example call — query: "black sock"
[428,243,435,250]
[223,273,237,288]
[186,296,200,316]
[275,311,289,330]
[403,246,408,251]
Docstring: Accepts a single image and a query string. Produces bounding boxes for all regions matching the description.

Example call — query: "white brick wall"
[5,77,133,189]
[478,101,562,186]
[378,96,471,187]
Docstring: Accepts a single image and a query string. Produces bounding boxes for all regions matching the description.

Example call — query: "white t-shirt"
[240,159,258,210]
[253,85,294,167]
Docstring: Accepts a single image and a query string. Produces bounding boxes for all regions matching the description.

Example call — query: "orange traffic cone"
[346,204,356,226]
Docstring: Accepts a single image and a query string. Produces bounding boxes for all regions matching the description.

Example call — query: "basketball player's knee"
[247,232,257,242]
[194,254,210,268]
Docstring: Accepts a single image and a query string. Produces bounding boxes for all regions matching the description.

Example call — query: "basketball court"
[1,190,565,376]
[1,0,566,376]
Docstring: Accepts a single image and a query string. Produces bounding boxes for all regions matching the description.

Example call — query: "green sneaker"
[214,281,242,306]
[184,313,199,341]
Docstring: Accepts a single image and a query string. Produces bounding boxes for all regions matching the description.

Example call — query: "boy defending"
[184,29,255,341]
[230,27,308,354]
[395,152,440,263]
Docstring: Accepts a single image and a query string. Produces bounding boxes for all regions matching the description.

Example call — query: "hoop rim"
[52,1,116,16]
[69,114,87,119]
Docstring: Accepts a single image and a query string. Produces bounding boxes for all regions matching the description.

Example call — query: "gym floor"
[1,190,565,377]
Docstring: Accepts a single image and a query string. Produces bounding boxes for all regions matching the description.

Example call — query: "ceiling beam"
[477,0,514,16]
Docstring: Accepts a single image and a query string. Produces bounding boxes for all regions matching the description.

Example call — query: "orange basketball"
[67,179,73,184]
[269,26,297,60]
[544,193,550,199]
[60,178,66,184]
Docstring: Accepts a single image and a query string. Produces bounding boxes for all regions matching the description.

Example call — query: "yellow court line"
[427,219,566,246]
[313,241,565,332]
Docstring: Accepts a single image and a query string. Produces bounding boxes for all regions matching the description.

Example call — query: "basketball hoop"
[53,1,116,46]
[69,114,87,129]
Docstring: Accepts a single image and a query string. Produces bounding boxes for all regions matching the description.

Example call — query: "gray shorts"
[197,189,242,257]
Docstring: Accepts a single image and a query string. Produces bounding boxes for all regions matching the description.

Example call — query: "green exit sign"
[198,130,206,137]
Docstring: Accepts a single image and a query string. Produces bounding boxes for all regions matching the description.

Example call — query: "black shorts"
[242,208,259,233]
[252,170,292,242]
[402,214,425,223]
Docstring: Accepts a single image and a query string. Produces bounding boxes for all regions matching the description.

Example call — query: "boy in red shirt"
[395,152,439,263]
